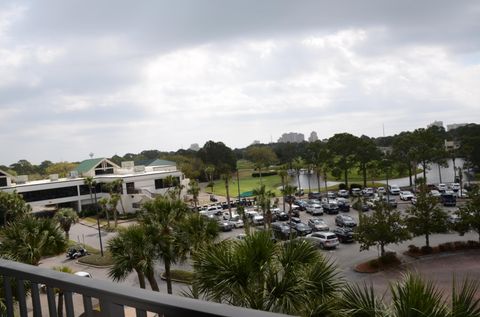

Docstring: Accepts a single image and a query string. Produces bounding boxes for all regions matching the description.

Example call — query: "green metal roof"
[74,158,104,174]
[134,159,176,167]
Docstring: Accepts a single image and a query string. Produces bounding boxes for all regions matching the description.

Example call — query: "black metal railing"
[0,259,288,317]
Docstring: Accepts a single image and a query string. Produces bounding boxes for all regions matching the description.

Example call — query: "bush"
[252,171,277,177]
[454,241,467,250]
[338,183,347,190]
[79,208,97,218]
[439,242,454,252]
[408,245,420,253]
[379,252,399,266]
[467,240,480,249]
[420,246,433,254]
[78,252,113,267]
[368,259,379,269]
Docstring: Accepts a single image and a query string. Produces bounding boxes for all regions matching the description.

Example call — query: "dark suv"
[335,214,357,228]
[271,222,297,240]
[333,227,354,243]
[322,202,339,214]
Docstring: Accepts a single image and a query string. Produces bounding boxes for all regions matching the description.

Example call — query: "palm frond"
[451,277,480,317]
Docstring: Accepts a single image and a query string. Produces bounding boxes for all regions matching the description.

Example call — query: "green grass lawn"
[206,164,418,198]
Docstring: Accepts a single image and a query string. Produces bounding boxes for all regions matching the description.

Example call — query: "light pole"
[93,183,104,257]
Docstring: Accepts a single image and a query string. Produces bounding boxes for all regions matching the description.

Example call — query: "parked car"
[271,222,297,240]
[274,210,289,221]
[337,189,349,198]
[308,218,329,232]
[437,183,447,192]
[288,222,313,236]
[362,187,375,197]
[351,188,362,196]
[400,191,414,201]
[336,198,350,212]
[333,227,354,243]
[294,200,308,211]
[450,183,460,192]
[411,196,417,205]
[245,211,264,226]
[305,232,339,249]
[429,190,442,198]
[327,191,337,199]
[290,217,302,223]
[441,193,457,207]
[306,201,323,215]
[227,214,244,228]
[388,184,401,195]
[218,220,233,232]
[308,192,321,199]
[66,246,88,260]
[322,202,339,214]
[377,187,386,194]
[335,214,357,228]
[295,188,305,196]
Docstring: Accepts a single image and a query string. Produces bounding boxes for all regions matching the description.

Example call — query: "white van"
[388,184,401,195]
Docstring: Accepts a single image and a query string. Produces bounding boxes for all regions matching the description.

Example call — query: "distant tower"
[189,143,200,151]
[89,152,94,159]
[308,131,318,142]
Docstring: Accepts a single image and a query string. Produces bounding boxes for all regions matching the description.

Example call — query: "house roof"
[74,158,106,174]
[0,169,13,178]
[134,159,176,167]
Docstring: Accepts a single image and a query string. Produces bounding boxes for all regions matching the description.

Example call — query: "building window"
[126,182,135,194]
[154,177,180,189]
[21,186,79,203]
[154,179,164,189]
[94,161,114,175]
[0,177,7,187]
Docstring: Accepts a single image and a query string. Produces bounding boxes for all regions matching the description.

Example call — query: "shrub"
[467,240,480,249]
[252,171,277,177]
[454,241,467,250]
[379,252,399,266]
[338,183,347,190]
[368,259,379,269]
[79,208,97,218]
[439,242,454,252]
[420,246,433,254]
[408,244,420,253]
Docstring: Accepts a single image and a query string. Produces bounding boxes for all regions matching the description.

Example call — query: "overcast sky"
[1,1,480,165]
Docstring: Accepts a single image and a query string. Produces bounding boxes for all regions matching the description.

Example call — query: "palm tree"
[187,179,200,210]
[222,171,233,218]
[192,230,341,315]
[109,193,121,228]
[140,196,189,294]
[54,208,79,240]
[292,157,304,190]
[98,197,110,228]
[277,165,288,211]
[281,185,297,224]
[107,225,159,291]
[253,185,275,229]
[335,273,480,317]
[1,216,66,265]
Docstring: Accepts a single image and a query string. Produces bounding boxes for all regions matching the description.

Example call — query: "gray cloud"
[1,1,480,164]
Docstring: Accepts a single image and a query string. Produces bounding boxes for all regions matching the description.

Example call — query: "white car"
[399,191,414,201]
[306,202,323,216]
[457,189,469,198]
[305,232,339,249]
[245,211,264,225]
[377,187,386,194]
[363,187,374,197]
[437,183,447,192]
[228,214,244,228]
[429,190,442,197]
[450,183,460,191]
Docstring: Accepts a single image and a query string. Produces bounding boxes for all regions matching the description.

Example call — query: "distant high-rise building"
[251,140,261,145]
[427,121,444,129]
[277,132,305,143]
[308,131,318,142]
[446,123,468,131]
[189,143,200,151]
